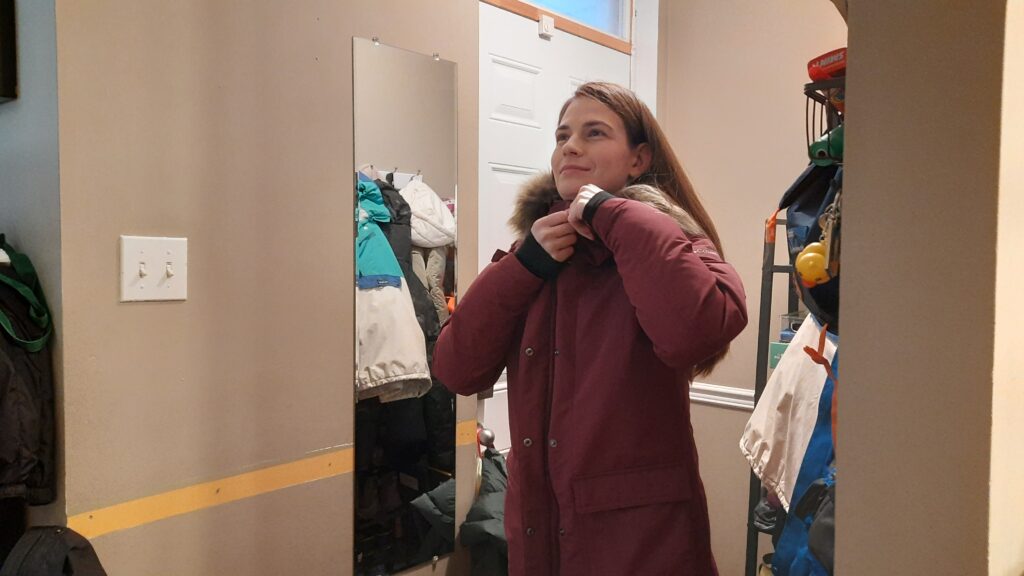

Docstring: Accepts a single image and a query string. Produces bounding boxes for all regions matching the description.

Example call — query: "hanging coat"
[356,180,403,288]
[411,246,450,325]
[355,281,432,403]
[0,238,56,505]
[401,178,456,327]
[399,179,457,249]
[740,315,836,510]
[461,448,510,576]
[433,174,748,576]
[771,354,838,576]
[355,181,431,402]
[376,179,441,341]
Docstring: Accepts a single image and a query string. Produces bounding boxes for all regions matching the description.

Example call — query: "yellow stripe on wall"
[456,419,478,447]
[68,420,478,540]
[68,448,353,540]
[69,416,479,537]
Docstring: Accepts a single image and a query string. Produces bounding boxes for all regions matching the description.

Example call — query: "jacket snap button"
[559,528,566,536]
[524,347,534,356]
[549,439,557,448]
[553,349,560,356]
[523,437,533,447]
[526,527,535,536]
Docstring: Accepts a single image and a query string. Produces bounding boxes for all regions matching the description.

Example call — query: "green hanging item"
[809,124,844,167]
[0,234,52,353]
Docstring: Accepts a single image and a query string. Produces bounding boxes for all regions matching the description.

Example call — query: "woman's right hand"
[531,211,578,262]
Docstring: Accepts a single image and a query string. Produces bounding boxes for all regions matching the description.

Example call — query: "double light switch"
[120,235,188,302]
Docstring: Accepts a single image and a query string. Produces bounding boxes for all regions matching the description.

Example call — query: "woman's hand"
[531,211,578,262]
[567,184,602,240]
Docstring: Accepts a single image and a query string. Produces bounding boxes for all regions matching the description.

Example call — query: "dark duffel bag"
[0,527,107,576]
[0,235,56,506]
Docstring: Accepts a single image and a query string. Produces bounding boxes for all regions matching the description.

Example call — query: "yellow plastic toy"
[795,241,830,287]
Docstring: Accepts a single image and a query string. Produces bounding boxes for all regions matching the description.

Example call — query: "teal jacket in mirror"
[356,180,403,289]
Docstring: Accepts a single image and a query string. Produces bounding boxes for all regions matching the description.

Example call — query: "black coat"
[375,179,440,342]
[0,241,56,505]
[460,449,509,576]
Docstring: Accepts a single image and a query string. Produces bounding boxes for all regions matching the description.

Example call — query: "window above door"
[530,0,631,39]
[482,0,633,54]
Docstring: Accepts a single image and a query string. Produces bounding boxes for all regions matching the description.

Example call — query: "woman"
[433,82,747,575]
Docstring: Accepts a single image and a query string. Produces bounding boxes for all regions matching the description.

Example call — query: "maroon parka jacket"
[434,177,747,576]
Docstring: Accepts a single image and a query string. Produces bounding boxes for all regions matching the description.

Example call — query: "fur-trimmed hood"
[508,173,704,239]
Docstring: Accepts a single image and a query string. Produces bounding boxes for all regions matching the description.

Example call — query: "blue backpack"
[779,165,842,333]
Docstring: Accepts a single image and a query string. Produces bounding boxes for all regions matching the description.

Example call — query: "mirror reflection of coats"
[376,178,441,341]
[400,179,456,325]
[355,179,431,403]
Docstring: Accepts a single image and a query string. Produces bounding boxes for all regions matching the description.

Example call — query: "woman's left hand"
[568,184,602,240]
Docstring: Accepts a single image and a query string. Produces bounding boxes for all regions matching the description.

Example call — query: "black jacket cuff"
[582,191,616,224]
[515,233,565,280]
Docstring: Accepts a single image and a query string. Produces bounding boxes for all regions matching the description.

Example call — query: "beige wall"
[657,3,846,573]
[690,403,771,576]
[93,476,349,575]
[842,1,1015,574]
[48,1,478,574]
[354,39,458,200]
[657,0,848,390]
[991,4,1024,573]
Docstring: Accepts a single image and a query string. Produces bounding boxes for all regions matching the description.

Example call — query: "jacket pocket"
[572,461,693,514]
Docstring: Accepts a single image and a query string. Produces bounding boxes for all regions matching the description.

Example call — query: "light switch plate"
[120,236,188,302]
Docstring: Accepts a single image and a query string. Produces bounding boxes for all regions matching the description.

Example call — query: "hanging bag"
[0,235,56,506]
[779,166,842,332]
[0,527,107,576]
[0,236,52,353]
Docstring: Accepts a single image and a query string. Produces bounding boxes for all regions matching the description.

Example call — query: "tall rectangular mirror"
[352,36,458,574]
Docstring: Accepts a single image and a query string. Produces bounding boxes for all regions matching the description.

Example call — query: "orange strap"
[766,208,782,243]
[803,324,838,452]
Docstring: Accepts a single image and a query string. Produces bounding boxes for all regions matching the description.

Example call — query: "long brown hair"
[560,82,729,377]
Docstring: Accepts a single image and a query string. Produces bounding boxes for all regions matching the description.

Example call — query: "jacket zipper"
[546,277,560,575]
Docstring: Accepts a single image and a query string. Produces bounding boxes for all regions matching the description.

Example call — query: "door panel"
[477,2,630,449]
[488,55,543,129]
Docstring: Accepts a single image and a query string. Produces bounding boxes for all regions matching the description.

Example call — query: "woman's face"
[551,97,649,201]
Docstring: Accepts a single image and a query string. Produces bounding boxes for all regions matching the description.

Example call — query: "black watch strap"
[582,191,616,224]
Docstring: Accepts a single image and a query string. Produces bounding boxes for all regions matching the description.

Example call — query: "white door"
[477,2,631,453]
